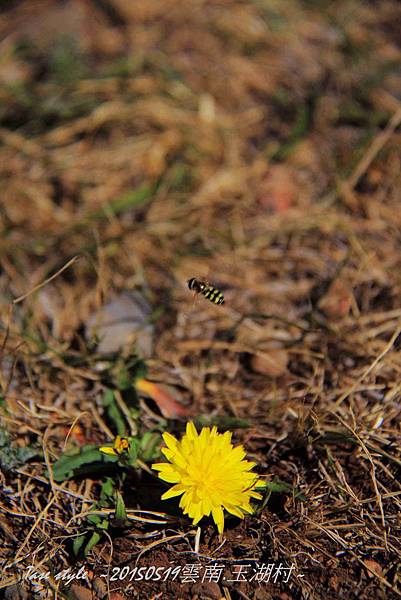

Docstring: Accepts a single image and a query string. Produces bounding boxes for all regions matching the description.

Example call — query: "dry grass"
[1,0,401,598]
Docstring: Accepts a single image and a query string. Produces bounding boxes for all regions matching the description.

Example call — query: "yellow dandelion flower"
[99,435,130,456]
[152,422,265,534]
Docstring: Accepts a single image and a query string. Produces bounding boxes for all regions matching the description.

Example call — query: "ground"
[0,0,401,599]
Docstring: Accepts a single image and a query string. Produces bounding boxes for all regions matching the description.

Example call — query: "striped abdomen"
[187,278,225,305]
[202,284,225,305]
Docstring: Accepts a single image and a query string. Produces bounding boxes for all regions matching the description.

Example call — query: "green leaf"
[138,431,162,462]
[264,481,294,493]
[134,360,147,381]
[267,102,311,162]
[48,35,85,85]
[116,367,133,391]
[193,416,251,430]
[89,184,154,222]
[87,513,102,526]
[114,491,127,525]
[101,390,126,436]
[258,480,307,512]
[0,429,8,446]
[100,477,115,502]
[97,518,110,531]
[109,184,154,215]
[84,531,101,556]
[266,480,306,499]
[52,444,118,482]
[127,438,138,464]
[72,535,86,557]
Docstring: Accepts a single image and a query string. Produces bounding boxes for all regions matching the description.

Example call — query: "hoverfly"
[187,277,225,305]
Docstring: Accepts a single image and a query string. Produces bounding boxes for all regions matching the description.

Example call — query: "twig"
[13,255,81,304]
[347,106,401,189]
[335,321,401,407]
[332,413,388,552]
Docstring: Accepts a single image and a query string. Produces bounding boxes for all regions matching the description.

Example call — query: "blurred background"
[1,0,400,347]
[1,0,401,597]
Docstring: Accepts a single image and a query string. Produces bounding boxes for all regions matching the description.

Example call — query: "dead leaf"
[62,424,86,446]
[258,165,298,213]
[136,378,190,418]
[3,0,124,57]
[364,559,383,578]
[69,585,96,600]
[251,349,288,377]
[190,582,222,600]
[93,576,107,599]
[4,584,28,600]
[318,280,352,318]
[85,292,154,357]
[329,575,340,591]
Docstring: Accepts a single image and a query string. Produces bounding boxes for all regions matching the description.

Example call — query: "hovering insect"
[187,278,225,305]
